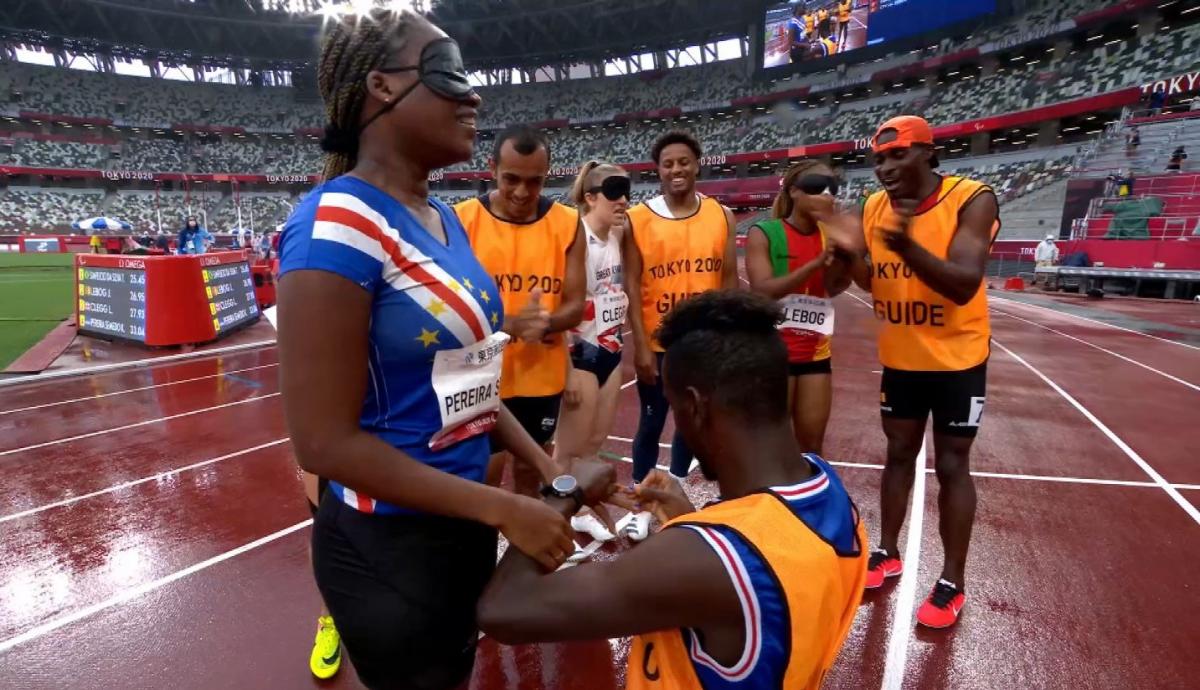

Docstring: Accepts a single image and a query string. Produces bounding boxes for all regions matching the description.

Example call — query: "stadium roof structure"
[0,0,759,71]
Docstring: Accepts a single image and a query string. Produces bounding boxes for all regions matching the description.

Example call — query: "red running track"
[0,290,1197,689]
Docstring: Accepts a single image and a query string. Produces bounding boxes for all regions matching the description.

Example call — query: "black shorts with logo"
[880,361,987,438]
[503,394,562,446]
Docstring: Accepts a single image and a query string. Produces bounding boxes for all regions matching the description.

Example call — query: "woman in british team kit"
[555,161,632,547]
[275,9,612,690]
[745,160,857,455]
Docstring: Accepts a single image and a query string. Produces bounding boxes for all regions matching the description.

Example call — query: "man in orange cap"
[832,115,999,628]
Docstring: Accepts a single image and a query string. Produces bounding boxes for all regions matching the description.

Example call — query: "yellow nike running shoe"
[309,615,342,679]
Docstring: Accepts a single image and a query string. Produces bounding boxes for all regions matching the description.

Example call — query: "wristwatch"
[540,474,584,511]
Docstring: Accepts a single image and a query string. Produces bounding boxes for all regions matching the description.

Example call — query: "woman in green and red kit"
[745,160,858,454]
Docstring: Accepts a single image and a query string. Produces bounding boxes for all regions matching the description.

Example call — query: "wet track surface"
[1,287,1197,689]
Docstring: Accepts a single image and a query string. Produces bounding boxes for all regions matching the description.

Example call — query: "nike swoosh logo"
[321,647,340,665]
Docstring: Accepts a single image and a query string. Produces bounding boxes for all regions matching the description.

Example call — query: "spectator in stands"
[1149,84,1166,115]
[1125,126,1140,153]
[1107,169,1135,197]
[1167,146,1187,172]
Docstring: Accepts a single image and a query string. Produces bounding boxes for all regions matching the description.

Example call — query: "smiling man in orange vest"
[457,125,586,498]
[845,115,999,628]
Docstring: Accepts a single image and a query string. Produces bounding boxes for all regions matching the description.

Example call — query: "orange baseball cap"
[871,115,935,153]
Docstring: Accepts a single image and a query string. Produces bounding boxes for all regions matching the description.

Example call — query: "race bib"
[428,331,510,451]
[596,290,629,335]
[779,294,834,336]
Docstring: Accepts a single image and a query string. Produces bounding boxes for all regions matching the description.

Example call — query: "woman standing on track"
[275,9,612,689]
[744,160,855,454]
[555,161,631,546]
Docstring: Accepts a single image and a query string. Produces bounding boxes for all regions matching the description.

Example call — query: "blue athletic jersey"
[279,176,504,514]
[676,455,859,689]
[774,454,861,556]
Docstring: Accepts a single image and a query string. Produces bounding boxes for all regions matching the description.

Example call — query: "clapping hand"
[509,287,551,344]
[812,206,866,257]
[881,199,917,254]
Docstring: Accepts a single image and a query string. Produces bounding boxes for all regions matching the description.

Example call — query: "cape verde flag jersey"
[279,176,505,514]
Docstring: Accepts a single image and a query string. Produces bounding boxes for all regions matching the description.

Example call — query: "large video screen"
[762,0,996,69]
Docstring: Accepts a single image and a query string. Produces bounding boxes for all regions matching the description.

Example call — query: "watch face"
[552,475,578,494]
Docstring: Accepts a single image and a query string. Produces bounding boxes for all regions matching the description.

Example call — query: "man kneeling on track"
[477,290,867,690]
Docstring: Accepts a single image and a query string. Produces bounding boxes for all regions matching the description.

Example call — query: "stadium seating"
[4,2,1194,180]
[0,188,105,233]
[0,0,1194,240]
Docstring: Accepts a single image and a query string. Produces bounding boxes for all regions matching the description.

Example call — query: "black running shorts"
[788,358,832,377]
[571,341,624,387]
[503,394,562,446]
[880,361,987,438]
[312,494,498,690]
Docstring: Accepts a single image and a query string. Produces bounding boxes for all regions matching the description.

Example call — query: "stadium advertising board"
[763,0,996,70]
[19,236,63,253]
[1140,70,1200,97]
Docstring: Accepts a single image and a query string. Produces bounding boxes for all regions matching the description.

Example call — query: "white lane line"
[600,451,695,475]
[0,393,280,458]
[604,436,1200,488]
[605,435,884,471]
[964,469,1156,488]
[0,339,278,388]
[991,308,1200,392]
[989,294,1200,352]
[0,363,280,416]
[880,435,928,690]
[0,519,310,654]
[994,340,1200,526]
[0,438,290,524]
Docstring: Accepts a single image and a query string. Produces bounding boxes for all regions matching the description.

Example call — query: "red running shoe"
[917,579,965,628]
[864,548,903,589]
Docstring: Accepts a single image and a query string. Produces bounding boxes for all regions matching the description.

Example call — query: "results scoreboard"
[76,251,261,346]
[202,261,260,335]
[77,264,148,342]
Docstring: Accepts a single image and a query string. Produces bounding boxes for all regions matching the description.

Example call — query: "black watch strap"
[540,483,584,511]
